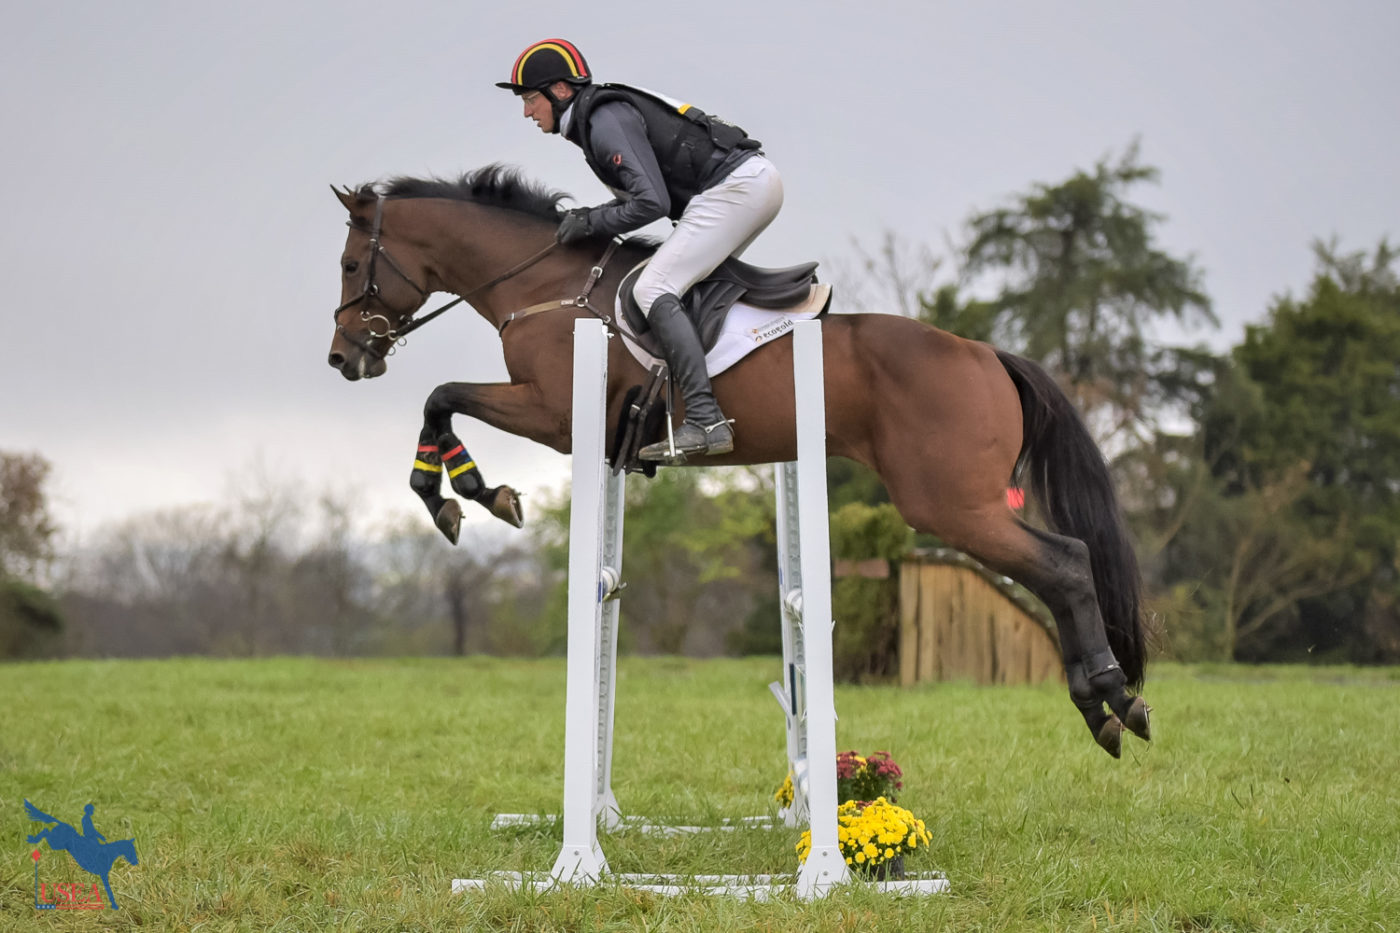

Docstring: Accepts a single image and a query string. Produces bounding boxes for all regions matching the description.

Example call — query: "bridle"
[331,194,557,360]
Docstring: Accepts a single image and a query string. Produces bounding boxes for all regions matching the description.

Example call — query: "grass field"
[2,657,1398,931]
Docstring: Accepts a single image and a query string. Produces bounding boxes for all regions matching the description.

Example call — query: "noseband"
[332,194,557,360]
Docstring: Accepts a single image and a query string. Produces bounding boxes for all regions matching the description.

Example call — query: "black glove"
[556,208,592,245]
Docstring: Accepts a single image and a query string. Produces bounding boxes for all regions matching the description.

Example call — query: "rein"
[332,194,558,359]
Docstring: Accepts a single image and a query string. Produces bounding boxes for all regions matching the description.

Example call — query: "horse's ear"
[332,184,360,213]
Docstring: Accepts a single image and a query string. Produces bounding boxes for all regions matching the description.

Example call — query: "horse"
[25,801,138,910]
[325,164,1151,758]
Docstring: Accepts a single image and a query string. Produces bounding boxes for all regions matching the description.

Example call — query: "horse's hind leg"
[1003,522,1147,755]
[955,514,1149,756]
[895,484,1147,756]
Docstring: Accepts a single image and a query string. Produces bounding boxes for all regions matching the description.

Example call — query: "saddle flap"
[619,256,823,355]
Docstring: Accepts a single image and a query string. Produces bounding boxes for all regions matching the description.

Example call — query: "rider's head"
[496,38,591,134]
[84,804,94,815]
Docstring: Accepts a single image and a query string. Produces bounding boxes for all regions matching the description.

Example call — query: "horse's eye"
[343,261,359,275]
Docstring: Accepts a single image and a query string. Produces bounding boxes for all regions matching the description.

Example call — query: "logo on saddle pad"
[26,800,139,910]
[749,318,795,343]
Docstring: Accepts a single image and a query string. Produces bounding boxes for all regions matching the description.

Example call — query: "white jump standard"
[453,318,947,898]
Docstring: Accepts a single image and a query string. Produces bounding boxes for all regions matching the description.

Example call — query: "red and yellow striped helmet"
[495,39,592,93]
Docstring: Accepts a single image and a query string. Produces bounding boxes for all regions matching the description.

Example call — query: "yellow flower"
[796,797,933,869]
[774,772,795,808]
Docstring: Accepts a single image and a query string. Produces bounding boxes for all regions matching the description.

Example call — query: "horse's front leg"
[416,380,563,542]
[408,424,465,543]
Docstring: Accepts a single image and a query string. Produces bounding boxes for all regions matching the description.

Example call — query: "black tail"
[996,350,1146,687]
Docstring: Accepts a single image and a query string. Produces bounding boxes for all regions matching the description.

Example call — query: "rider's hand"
[556,208,593,245]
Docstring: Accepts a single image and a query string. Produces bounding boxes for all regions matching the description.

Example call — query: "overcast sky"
[4,0,1396,546]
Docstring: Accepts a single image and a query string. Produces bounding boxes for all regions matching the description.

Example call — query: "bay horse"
[326,164,1150,758]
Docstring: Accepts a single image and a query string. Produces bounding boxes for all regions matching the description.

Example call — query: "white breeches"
[633,155,784,315]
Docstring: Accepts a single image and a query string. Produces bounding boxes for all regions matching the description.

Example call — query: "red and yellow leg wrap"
[413,444,443,474]
[439,436,485,500]
[410,442,444,498]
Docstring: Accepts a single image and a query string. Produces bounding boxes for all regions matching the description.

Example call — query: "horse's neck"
[418,202,580,329]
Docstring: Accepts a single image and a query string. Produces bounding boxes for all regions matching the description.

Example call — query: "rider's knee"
[632,275,671,317]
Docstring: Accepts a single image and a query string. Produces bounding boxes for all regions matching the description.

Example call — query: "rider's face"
[520,82,573,134]
[521,90,554,133]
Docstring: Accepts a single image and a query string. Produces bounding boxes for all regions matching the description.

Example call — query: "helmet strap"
[541,84,574,134]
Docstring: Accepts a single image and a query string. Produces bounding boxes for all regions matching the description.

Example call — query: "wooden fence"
[898,550,1063,687]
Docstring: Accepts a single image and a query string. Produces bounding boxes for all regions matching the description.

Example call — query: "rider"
[81,804,106,842]
[496,38,783,461]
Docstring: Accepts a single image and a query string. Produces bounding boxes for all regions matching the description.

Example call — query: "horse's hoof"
[1125,696,1151,742]
[488,486,525,528]
[1096,716,1123,759]
[435,500,462,545]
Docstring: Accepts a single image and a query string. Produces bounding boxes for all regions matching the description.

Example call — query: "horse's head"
[327,186,433,380]
[114,837,139,867]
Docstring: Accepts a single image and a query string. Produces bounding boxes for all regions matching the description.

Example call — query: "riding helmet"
[496,39,592,93]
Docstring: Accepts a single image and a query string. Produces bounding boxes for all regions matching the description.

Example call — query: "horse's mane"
[365,163,569,223]
[355,163,661,250]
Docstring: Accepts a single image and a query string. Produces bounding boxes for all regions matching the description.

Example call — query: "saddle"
[618,256,823,359]
[609,257,830,475]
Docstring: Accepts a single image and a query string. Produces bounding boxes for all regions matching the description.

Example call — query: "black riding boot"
[639,293,734,462]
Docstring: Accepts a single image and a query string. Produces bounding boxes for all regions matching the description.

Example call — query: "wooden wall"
[899,553,1063,687]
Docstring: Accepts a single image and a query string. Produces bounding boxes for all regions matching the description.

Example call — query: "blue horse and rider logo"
[26,800,138,910]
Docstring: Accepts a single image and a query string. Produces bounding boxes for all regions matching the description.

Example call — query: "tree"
[1207,239,1400,660]
[1146,239,1400,661]
[62,485,383,658]
[0,579,62,658]
[829,231,944,320]
[0,450,58,581]
[950,141,1216,446]
[371,518,548,656]
[532,467,774,656]
[1,450,63,657]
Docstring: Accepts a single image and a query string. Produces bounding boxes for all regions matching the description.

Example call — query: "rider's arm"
[581,101,670,236]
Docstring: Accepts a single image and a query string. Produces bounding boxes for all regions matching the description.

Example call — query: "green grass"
[2,657,1398,931]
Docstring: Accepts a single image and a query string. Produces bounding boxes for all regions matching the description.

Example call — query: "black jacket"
[561,83,760,237]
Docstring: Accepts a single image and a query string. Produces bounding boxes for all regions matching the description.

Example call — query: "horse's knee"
[424,384,454,421]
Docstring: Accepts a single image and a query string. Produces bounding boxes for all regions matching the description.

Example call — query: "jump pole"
[453,318,947,897]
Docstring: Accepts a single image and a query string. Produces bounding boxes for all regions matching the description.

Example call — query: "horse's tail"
[995,349,1146,687]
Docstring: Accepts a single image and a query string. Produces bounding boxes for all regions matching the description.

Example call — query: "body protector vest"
[567,83,761,220]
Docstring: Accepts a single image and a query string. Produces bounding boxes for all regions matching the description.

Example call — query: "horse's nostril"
[328,351,346,369]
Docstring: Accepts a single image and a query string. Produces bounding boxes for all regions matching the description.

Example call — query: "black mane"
[364,163,570,223]
[353,163,660,250]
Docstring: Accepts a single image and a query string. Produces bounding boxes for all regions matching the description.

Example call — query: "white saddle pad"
[616,284,832,377]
